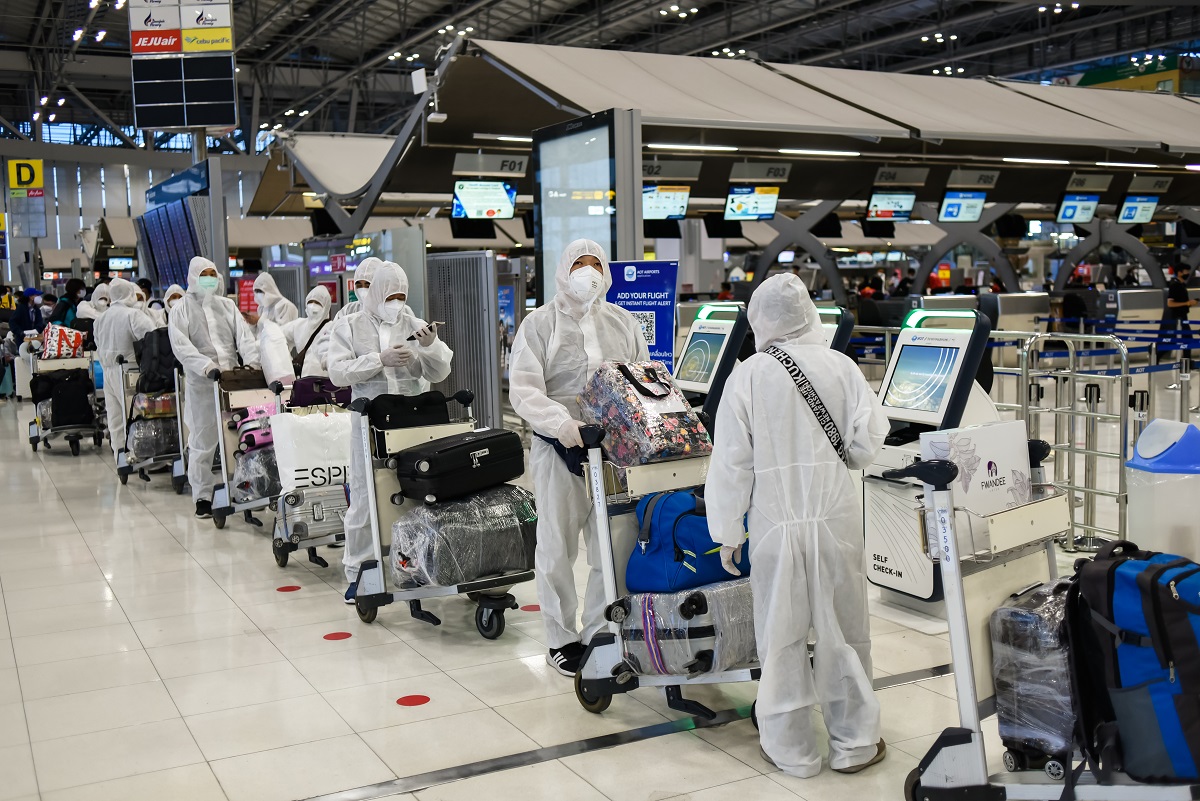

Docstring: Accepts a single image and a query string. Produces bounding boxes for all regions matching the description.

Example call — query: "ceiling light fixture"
[113,0,124,8]
[779,148,861,157]
[921,36,929,42]
[39,96,48,105]
[56,97,65,106]
[72,28,83,41]
[47,113,55,121]
[1186,165,1200,171]
[1096,161,1159,169]
[949,34,958,40]
[956,67,965,74]
[647,143,738,152]
[498,135,533,142]
[284,109,295,116]
[32,112,39,121]
[298,110,309,116]
[272,123,282,130]
[932,69,940,74]
[259,122,269,129]
[1002,157,1071,165]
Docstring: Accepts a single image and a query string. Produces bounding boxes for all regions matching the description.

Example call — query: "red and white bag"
[41,324,86,359]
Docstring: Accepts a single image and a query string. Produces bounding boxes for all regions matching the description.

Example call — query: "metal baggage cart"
[575,426,761,720]
[27,353,105,456]
[209,371,287,530]
[349,390,536,640]
[112,355,184,485]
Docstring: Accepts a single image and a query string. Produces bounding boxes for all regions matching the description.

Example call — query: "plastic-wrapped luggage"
[390,484,537,588]
[131,392,177,419]
[231,447,281,503]
[578,360,712,467]
[990,578,1075,768]
[618,577,757,677]
[126,418,180,461]
[36,399,52,429]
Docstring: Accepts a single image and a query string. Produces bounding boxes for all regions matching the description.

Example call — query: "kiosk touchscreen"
[674,319,735,395]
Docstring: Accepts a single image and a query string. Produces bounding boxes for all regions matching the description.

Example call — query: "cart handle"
[270,381,284,395]
[581,424,605,449]
[451,389,475,408]
[207,368,221,381]
[349,397,369,414]
[882,459,958,491]
[116,355,125,365]
[1027,439,1052,469]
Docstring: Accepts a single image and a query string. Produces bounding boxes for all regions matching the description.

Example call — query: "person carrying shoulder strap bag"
[284,285,334,378]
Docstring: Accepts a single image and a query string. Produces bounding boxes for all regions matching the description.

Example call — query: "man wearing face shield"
[704,274,889,778]
[244,272,299,328]
[327,261,452,598]
[283,285,333,377]
[335,257,380,320]
[94,278,158,457]
[508,239,649,677]
[168,257,260,519]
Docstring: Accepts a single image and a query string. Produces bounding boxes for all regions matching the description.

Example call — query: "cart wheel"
[69,439,80,456]
[93,432,104,447]
[174,480,185,495]
[273,541,289,568]
[30,441,37,452]
[1002,750,1023,772]
[1044,759,1066,781]
[904,768,922,801]
[213,514,226,530]
[750,700,758,730]
[574,670,612,714]
[119,472,128,486]
[475,606,505,639]
[356,599,377,624]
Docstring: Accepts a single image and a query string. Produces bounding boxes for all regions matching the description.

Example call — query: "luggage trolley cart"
[574,426,760,720]
[209,370,287,530]
[113,355,183,485]
[27,354,105,456]
[889,457,1200,801]
[348,391,536,639]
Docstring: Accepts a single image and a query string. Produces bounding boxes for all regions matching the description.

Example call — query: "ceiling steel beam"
[65,83,138,148]
[252,0,376,67]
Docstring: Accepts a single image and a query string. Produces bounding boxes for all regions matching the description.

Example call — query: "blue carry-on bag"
[626,491,748,594]
[1072,539,1200,783]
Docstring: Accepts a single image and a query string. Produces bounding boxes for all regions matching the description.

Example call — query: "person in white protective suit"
[508,239,649,677]
[168,257,260,519]
[335,257,380,320]
[75,283,110,322]
[244,272,299,328]
[326,261,451,599]
[282,285,333,377]
[703,273,889,778]
[163,285,185,320]
[93,278,159,457]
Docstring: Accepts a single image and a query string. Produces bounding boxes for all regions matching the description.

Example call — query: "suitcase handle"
[617,364,671,399]
[1095,540,1141,561]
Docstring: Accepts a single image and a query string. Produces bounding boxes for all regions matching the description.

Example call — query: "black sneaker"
[195,500,213,519]
[546,642,585,677]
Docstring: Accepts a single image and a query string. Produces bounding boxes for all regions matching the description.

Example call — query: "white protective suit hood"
[252,272,298,325]
[749,274,825,351]
[363,261,414,325]
[186,257,221,299]
[304,285,331,319]
[164,284,185,309]
[108,277,140,309]
[553,239,613,319]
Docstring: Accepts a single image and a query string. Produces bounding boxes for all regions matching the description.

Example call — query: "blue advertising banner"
[497,284,517,380]
[607,260,679,372]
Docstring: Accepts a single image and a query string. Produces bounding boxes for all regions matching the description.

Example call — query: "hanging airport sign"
[946,168,1000,189]
[607,260,679,372]
[7,159,43,191]
[182,27,233,51]
[642,160,702,182]
[729,162,790,183]
[452,153,528,178]
[1066,173,1113,192]
[128,0,181,5]
[181,4,231,29]
[130,6,181,30]
[874,166,929,187]
[0,214,7,260]
[1129,175,1173,194]
[131,30,182,53]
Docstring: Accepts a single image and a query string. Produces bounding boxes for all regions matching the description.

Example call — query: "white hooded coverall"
[704,273,889,778]
[508,239,649,649]
[253,272,299,327]
[326,261,453,583]
[282,285,333,378]
[335,257,381,320]
[93,278,158,457]
[168,258,260,503]
[75,283,110,322]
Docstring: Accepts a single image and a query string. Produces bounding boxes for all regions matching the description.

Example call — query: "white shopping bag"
[258,319,296,388]
[270,410,351,492]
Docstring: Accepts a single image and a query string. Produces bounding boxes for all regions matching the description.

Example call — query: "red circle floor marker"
[396,695,430,707]
[323,631,353,641]
[277,586,302,592]
[520,604,540,612]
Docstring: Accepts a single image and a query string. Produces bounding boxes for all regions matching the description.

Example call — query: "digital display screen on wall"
[534,111,616,304]
[1057,194,1100,225]
[451,181,516,219]
[867,191,916,221]
[937,191,986,223]
[1119,195,1159,225]
[724,186,780,221]
[642,185,689,220]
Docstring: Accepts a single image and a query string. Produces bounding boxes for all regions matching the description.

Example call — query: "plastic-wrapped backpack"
[126,418,180,461]
[231,447,282,503]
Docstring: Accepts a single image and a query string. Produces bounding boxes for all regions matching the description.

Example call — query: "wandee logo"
[143,11,166,27]
[134,32,177,47]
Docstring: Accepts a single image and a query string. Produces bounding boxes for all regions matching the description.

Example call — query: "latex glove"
[720,544,743,576]
[556,419,586,449]
[380,345,414,368]
[413,324,438,347]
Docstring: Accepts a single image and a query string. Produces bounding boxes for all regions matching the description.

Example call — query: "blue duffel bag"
[626,491,749,594]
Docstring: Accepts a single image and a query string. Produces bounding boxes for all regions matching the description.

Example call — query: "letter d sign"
[7,160,44,190]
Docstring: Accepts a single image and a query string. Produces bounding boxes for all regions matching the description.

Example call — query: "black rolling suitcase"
[989,577,1075,776]
[32,369,94,427]
[394,429,523,503]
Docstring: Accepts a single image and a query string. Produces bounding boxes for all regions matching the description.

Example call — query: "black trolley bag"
[32,369,94,427]
[394,429,524,504]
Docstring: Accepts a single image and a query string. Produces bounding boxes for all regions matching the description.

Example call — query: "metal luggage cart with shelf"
[26,354,105,456]
[112,355,184,486]
[348,390,536,640]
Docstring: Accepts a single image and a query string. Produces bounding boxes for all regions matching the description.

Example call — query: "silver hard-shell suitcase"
[279,485,350,543]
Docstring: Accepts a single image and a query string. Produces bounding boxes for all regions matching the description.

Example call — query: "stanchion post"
[1129,389,1149,443]
[1181,356,1193,422]
[1082,382,1102,549]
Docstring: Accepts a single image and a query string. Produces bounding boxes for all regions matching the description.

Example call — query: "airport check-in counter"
[979,292,1050,367]
[1101,288,1166,365]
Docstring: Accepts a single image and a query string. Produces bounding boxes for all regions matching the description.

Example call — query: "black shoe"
[546,642,585,677]
[195,500,213,519]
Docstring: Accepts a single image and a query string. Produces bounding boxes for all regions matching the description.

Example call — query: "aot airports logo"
[132,30,182,53]
[182,27,233,51]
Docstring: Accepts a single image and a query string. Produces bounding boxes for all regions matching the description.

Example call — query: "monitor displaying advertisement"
[451,181,516,219]
[642,185,690,220]
[1056,194,1100,225]
[867,191,917,221]
[882,344,961,415]
[1119,195,1158,225]
[724,186,780,221]
[938,191,986,224]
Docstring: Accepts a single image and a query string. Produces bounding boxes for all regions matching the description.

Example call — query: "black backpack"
[135,328,179,393]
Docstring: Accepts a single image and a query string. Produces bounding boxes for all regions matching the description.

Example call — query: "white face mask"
[307,302,323,317]
[96,299,109,309]
[254,289,265,301]
[77,290,86,300]
[380,299,404,324]
[568,267,603,303]
[167,297,181,310]
[32,296,42,306]
[355,287,369,306]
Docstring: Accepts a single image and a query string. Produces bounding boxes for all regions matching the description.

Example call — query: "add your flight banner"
[607,260,679,372]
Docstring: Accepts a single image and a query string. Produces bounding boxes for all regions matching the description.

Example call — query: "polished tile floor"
[0,387,1129,801]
